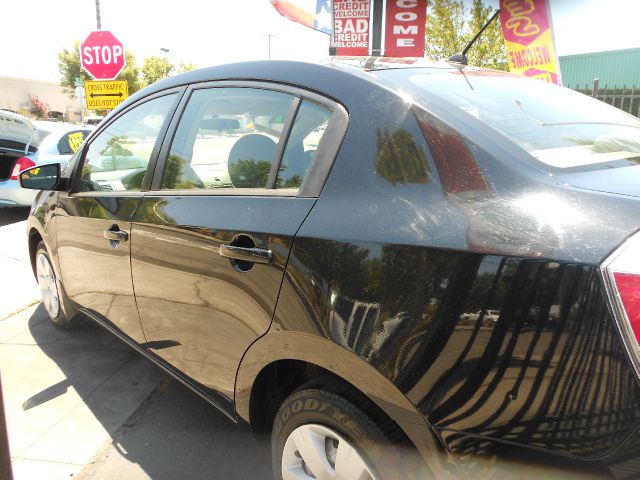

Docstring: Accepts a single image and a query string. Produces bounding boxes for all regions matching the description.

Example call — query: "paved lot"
[0,207,270,480]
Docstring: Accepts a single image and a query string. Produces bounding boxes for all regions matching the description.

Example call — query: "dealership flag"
[270,0,332,34]
[499,0,561,84]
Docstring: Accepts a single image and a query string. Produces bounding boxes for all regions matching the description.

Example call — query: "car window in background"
[161,88,294,190]
[408,71,640,169]
[276,100,332,189]
[57,130,92,155]
[80,94,176,192]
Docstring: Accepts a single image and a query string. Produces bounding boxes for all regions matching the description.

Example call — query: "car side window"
[79,94,176,192]
[161,88,295,190]
[57,130,92,155]
[276,101,332,189]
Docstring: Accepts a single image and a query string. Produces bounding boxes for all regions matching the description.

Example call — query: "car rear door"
[56,91,182,343]
[130,82,346,404]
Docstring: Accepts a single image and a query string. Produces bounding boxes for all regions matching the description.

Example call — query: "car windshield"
[406,70,640,169]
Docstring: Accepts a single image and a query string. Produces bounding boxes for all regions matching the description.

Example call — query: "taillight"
[10,157,36,180]
[613,273,640,339]
[602,232,640,375]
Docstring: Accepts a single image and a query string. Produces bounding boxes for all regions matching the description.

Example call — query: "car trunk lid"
[554,161,640,199]
[0,111,38,155]
[0,111,38,180]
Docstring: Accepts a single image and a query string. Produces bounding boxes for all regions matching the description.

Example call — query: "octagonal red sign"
[80,30,126,80]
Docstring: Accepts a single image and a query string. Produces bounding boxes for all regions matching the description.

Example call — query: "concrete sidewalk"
[0,212,165,479]
[2,305,270,480]
[75,379,271,480]
[1,304,164,480]
[0,219,39,321]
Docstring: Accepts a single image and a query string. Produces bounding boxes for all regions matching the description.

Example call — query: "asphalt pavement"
[0,207,270,480]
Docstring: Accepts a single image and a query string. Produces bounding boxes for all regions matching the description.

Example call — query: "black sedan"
[21,58,640,479]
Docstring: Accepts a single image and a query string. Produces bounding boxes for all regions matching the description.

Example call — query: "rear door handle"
[219,244,272,264]
[104,226,129,243]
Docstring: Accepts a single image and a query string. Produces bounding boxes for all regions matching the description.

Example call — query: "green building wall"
[559,48,640,89]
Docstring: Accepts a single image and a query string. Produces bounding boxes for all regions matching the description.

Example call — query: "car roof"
[33,120,90,132]
[119,58,483,109]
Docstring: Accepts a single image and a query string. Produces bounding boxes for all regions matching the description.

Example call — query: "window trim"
[69,87,186,196]
[267,96,301,189]
[149,80,348,198]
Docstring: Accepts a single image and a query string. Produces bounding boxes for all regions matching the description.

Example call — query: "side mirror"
[19,164,62,191]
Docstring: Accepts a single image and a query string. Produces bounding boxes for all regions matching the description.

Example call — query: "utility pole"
[95,0,102,29]
[265,34,276,59]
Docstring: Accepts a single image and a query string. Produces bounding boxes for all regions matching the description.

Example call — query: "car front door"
[56,91,181,343]
[130,83,344,405]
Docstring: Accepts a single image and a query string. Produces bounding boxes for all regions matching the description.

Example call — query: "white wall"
[0,76,86,122]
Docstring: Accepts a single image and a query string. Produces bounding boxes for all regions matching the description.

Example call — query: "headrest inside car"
[227,134,277,188]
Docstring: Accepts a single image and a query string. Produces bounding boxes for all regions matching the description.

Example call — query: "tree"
[466,0,507,70]
[376,128,431,185]
[57,42,92,96]
[28,94,49,118]
[141,56,174,86]
[177,61,197,73]
[425,0,507,71]
[119,51,141,94]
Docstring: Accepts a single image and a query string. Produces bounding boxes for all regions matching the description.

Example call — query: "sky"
[1,0,639,83]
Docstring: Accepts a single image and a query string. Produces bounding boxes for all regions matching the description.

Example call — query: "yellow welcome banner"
[499,0,560,84]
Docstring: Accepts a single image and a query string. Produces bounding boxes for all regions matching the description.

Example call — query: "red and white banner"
[383,0,425,57]
[333,0,371,56]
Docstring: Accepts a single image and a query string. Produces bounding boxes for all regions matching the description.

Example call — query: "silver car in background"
[0,114,93,206]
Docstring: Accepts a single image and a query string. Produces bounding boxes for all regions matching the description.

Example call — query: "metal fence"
[570,79,640,117]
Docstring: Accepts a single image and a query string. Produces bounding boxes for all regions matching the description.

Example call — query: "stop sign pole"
[80,30,126,80]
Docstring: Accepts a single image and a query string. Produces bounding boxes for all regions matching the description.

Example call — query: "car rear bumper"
[0,179,37,206]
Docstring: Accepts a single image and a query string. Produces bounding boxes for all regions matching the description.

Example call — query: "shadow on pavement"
[85,380,273,480]
[0,208,29,228]
[27,307,271,480]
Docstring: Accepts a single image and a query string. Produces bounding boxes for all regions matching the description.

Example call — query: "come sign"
[80,30,126,80]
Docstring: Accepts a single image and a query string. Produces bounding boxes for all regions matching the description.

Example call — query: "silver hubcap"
[37,252,60,318]
[282,424,376,480]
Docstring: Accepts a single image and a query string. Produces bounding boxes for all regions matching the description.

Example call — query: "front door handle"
[104,225,129,243]
[219,244,272,264]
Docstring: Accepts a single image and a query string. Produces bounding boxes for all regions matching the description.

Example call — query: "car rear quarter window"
[408,71,640,171]
[79,94,176,192]
[276,101,332,189]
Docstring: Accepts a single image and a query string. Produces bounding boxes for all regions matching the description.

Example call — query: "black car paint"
[26,60,640,477]
[130,195,316,402]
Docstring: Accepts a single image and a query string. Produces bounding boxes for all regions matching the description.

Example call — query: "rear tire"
[272,384,419,480]
[35,241,81,329]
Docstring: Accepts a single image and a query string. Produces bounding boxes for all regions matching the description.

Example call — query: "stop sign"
[80,30,126,80]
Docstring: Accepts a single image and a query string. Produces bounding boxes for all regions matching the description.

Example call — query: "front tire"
[272,385,414,480]
[35,241,81,329]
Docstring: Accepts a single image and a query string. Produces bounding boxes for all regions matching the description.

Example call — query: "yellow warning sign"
[67,132,85,152]
[84,80,128,110]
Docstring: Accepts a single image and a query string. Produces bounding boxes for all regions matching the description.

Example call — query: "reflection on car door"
[56,93,179,343]
[130,85,335,406]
